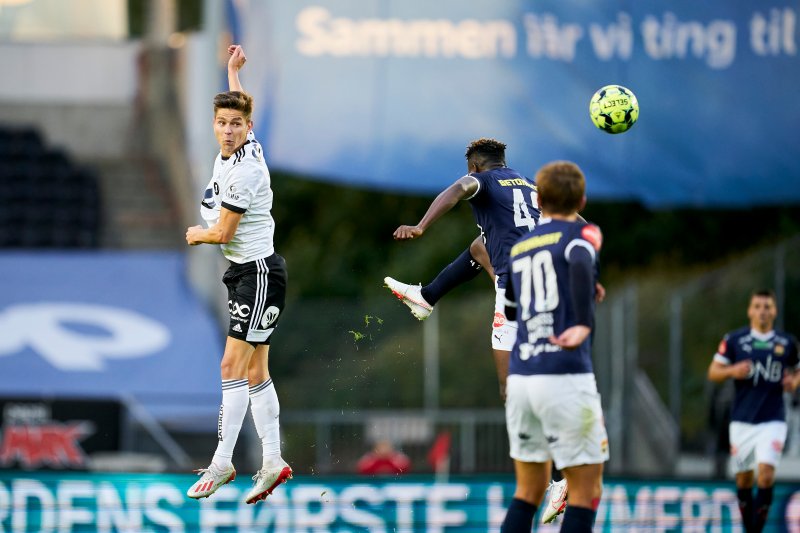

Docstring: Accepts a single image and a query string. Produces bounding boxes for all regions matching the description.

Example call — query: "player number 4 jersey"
[464,167,539,289]
[714,327,799,424]
[200,130,276,263]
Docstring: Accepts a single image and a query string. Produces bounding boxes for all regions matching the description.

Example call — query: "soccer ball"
[589,85,639,134]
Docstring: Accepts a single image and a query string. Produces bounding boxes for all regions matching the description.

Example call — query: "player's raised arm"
[393,176,478,240]
[228,44,247,92]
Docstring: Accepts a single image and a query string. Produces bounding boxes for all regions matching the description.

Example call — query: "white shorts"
[729,420,787,472]
[492,285,517,351]
[505,373,609,470]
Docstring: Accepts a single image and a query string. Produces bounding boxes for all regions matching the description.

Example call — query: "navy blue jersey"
[714,327,800,423]
[505,219,601,376]
[466,168,539,288]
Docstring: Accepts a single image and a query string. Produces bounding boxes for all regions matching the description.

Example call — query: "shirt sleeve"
[566,244,594,327]
[220,162,259,213]
[463,173,482,200]
[713,336,731,365]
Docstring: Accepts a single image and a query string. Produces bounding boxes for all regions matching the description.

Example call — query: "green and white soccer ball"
[589,85,639,134]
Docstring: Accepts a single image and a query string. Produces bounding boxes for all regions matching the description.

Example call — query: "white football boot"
[541,478,568,524]
[384,277,433,320]
[244,460,293,504]
[186,463,236,499]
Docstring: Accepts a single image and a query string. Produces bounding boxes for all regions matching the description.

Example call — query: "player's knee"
[469,239,484,259]
[220,358,246,379]
[593,478,604,500]
[757,465,776,487]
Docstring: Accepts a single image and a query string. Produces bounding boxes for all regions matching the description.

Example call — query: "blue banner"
[0,471,799,531]
[0,252,223,428]
[230,0,800,207]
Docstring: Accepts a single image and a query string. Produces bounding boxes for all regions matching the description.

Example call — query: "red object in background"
[357,441,411,475]
[428,431,451,471]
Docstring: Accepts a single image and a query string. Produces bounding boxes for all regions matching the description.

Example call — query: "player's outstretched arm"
[393,176,478,240]
[228,45,247,92]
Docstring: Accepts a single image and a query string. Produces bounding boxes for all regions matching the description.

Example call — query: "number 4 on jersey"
[513,188,537,230]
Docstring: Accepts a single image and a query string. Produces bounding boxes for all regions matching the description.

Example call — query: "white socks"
[211,379,249,469]
[249,379,282,469]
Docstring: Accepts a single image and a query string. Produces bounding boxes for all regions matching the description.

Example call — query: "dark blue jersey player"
[500,161,607,533]
[389,138,538,399]
[505,216,600,377]
[465,167,538,288]
[707,290,800,533]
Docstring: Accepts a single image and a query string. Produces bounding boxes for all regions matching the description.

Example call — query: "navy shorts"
[222,253,287,346]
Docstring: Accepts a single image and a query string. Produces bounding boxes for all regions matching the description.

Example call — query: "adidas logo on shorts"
[232,323,242,333]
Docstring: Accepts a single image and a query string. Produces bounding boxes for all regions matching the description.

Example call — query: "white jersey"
[200,130,275,263]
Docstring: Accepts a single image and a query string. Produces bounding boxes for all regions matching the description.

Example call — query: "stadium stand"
[0,126,101,248]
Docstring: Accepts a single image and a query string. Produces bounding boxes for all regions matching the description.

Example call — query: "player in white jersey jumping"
[184,45,292,504]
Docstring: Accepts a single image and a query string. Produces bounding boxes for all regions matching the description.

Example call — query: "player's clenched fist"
[393,225,424,240]
[186,225,203,245]
[228,45,247,71]
[729,360,752,380]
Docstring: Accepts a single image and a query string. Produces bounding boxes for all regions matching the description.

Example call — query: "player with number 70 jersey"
[505,219,602,375]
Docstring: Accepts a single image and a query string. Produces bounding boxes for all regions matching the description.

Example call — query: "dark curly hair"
[465,138,506,167]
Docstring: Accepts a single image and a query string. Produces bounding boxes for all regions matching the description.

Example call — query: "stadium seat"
[0,125,101,249]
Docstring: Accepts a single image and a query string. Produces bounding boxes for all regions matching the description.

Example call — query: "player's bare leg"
[500,460,550,532]
[559,463,603,532]
[493,348,510,400]
[469,235,495,280]
[243,344,292,504]
[188,337,255,499]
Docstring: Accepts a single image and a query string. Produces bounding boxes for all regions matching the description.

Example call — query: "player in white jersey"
[185,45,292,504]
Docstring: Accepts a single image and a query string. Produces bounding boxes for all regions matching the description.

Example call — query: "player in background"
[501,161,607,533]
[184,45,292,504]
[390,138,539,401]
[707,290,800,533]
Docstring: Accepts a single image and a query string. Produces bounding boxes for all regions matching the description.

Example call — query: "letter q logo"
[0,302,170,371]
